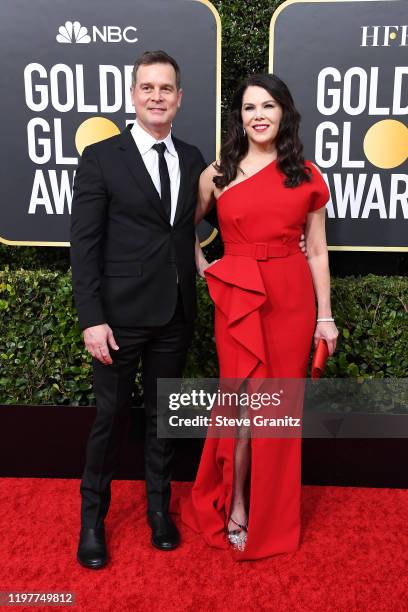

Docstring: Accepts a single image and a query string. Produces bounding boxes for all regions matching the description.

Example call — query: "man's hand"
[299,233,307,256]
[83,324,119,365]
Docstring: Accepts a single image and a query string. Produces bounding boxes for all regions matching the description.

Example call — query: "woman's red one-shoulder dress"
[179,160,330,560]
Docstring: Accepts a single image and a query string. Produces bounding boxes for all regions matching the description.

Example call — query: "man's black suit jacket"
[70,125,206,330]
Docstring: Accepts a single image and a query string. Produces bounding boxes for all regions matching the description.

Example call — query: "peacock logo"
[56,21,91,44]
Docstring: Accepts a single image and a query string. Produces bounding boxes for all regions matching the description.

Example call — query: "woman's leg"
[228,436,250,532]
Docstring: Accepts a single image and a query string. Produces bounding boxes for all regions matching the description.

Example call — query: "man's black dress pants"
[80,292,193,528]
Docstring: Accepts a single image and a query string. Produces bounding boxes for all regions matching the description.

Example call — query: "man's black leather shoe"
[147,511,180,551]
[77,527,108,569]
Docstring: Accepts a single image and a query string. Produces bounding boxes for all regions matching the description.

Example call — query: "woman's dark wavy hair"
[214,73,311,189]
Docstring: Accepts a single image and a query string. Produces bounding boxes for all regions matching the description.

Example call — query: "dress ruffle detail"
[204,255,267,380]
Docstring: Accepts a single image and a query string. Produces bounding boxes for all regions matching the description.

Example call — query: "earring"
[242,127,246,137]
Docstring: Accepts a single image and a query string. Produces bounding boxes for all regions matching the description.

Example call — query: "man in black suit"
[70,50,206,569]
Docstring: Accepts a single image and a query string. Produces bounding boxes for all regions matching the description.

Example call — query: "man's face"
[130,62,183,137]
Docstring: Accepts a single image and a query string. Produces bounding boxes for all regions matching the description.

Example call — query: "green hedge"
[0,0,407,406]
[0,270,407,405]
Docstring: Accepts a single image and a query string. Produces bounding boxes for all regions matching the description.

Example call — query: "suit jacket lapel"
[116,126,170,225]
[173,138,188,226]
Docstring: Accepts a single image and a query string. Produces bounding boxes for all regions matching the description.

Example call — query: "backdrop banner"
[0,0,220,245]
[270,0,408,251]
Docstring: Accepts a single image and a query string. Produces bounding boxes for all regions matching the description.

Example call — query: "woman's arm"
[195,163,218,225]
[305,208,339,355]
[195,164,219,276]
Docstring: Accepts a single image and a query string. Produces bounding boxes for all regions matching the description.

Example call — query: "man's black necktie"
[152,142,171,221]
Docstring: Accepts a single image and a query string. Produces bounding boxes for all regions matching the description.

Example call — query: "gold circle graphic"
[75,117,120,155]
[390,32,397,40]
[363,119,408,169]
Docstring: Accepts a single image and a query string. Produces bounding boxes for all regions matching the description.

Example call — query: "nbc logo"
[56,20,138,44]
[56,21,91,44]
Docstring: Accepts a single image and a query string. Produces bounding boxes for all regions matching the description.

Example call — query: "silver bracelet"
[317,317,334,322]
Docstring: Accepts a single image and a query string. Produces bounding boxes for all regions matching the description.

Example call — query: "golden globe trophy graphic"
[75,118,120,156]
[270,0,408,251]
[363,120,408,170]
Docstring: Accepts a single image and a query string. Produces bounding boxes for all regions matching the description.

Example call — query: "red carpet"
[0,479,407,611]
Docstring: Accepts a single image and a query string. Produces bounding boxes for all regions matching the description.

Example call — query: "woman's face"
[241,86,283,148]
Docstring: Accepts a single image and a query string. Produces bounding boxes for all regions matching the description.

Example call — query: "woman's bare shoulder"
[200,161,221,189]
[200,161,221,178]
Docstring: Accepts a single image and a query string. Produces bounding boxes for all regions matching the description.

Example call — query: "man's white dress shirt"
[131,120,180,225]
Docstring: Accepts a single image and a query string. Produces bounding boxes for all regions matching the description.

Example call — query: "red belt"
[223,242,299,261]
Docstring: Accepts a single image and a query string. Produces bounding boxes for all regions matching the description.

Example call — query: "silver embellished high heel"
[227,516,248,551]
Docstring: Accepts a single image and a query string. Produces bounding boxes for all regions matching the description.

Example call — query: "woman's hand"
[299,233,307,256]
[197,258,219,278]
[314,321,338,356]
[195,231,220,278]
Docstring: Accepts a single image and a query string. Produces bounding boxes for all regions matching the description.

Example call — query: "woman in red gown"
[180,74,338,560]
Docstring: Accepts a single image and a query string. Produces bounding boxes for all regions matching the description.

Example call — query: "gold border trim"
[0,237,70,247]
[1,0,222,248]
[200,227,218,248]
[193,0,222,249]
[269,0,406,253]
[328,245,408,252]
[194,0,222,158]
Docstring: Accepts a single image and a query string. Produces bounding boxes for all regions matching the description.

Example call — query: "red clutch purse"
[311,339,329,379]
